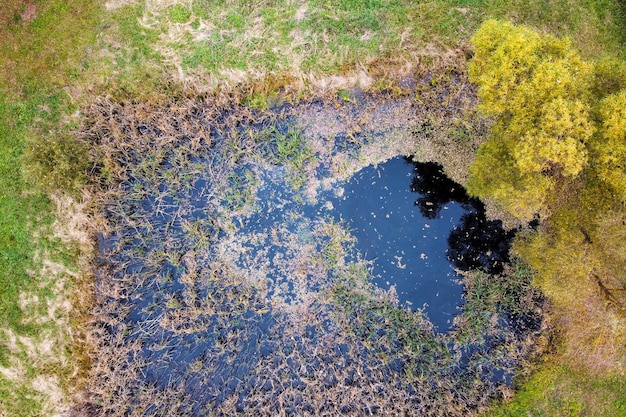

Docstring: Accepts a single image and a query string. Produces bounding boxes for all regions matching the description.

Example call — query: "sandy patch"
[104,0,139,10]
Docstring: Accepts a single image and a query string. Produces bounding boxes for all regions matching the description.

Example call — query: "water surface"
[328,157,466,330]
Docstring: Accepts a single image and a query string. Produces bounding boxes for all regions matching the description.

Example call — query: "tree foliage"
[469,19,626,220]
[468,20,626,368]
[468,20,596,221]
[592,90,626,201]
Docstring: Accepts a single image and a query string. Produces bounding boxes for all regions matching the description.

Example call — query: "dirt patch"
[20,2,36,22]
[104,0,138,10]
[31,375,67,417]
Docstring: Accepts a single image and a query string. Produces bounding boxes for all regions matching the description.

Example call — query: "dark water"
[234,156,513,331]
[328,157,464,330]
[91,102,540,416]
[410,160,513,275]
[326,156,513,331]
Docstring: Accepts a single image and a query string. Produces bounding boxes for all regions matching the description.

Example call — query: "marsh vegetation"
[82,91,542,415]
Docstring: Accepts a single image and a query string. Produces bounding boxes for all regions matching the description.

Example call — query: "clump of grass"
[453,258,544,345]
[168,3,192,24]
[254,125,313,167]
[22,129,90,196]
[314,219,355,269]
[223,168,258,212]
[254,124,316,191]
[486,364,626,417]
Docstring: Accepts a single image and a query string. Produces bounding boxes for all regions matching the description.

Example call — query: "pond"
[90,99,542,416]
[328,156,466,331]
[233,155,513,331]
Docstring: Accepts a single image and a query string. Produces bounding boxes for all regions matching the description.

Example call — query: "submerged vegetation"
[1,0,625,415]
[80,94,542,415]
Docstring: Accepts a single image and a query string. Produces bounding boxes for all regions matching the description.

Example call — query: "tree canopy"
[593,90,626,201]
[467,20,626,368]
[466,20,624,221]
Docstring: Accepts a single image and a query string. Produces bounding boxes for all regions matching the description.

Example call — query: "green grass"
[486,365,626,417]
[179,0,469,76]
[0,92,51,415]
[0,1,101,415]
[0,1,100,98]
[184,0,473,74]
[148,0,626,88]
[0,97,54,331]
[489,0,626,58]
[0,90,93,416]
[0,93,61,417]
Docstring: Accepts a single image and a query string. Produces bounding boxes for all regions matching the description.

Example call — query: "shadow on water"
[233,156,513,331]
[410,160,515,275]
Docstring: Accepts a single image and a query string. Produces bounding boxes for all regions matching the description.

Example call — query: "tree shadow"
[410,160,515,274]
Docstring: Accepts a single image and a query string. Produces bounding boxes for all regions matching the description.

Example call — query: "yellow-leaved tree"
[468,20,594,221]
[467,20,626,370]
[592,90,626,201]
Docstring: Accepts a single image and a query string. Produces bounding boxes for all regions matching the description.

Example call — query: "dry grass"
[89,0,476,101]
[0,193,94,416]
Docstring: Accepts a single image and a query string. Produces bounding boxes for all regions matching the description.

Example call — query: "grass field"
[0,0,625,415]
